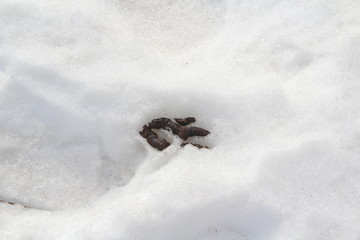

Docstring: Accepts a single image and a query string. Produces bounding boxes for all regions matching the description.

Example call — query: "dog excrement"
[139,117,210,151]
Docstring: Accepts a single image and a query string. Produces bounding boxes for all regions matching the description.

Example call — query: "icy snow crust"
[0,0,360,239]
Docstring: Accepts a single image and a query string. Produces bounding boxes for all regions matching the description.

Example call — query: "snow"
[0,0,360,239]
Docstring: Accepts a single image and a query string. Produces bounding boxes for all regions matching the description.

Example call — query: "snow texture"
[0,0,360,239]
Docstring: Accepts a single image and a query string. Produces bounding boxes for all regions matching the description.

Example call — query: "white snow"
[0,0,360,239]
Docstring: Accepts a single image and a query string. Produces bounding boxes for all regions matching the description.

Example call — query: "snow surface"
[1,0,360,239]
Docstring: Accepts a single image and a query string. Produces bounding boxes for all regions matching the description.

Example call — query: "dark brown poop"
[139,117,210,151]
[139,125,171,151]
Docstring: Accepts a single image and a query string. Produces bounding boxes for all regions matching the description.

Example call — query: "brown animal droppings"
[174,117,196,126]
[179,126,210,140]
[180,142,209,149]
[148,117,171,129]
[139,125,171,151]
[146,134,171,151]
[140,117,210,151]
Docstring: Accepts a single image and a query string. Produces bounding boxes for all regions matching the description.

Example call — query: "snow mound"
[1,0,360,239]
